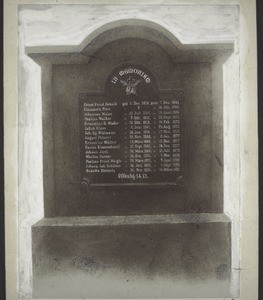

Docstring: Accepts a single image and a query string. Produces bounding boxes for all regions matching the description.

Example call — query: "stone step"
[32,213,231,298]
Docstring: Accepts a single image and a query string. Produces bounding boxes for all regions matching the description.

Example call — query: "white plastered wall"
[12,2,253,299]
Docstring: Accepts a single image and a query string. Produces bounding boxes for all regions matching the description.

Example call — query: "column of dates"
[142,109,155,173]
[157,99,181,172]
[171,100,181,172]
[123,101,155,174]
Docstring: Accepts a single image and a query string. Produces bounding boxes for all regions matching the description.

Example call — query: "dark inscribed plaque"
[79,63,184,186]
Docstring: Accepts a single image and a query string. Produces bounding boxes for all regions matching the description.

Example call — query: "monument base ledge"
[32,213,232,298]
[33,213,230,227]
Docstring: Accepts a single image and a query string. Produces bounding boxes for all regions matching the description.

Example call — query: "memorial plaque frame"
[79,62,185,187]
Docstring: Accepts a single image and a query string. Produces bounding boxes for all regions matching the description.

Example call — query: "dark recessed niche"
[48,36,227,216]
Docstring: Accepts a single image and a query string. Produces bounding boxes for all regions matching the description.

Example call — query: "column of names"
[83,101,121,175]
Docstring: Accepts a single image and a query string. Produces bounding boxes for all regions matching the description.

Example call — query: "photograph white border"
[4,0,258,299]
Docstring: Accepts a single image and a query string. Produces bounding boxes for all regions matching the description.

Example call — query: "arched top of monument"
[25,17,234,58]
[80,18,181,57]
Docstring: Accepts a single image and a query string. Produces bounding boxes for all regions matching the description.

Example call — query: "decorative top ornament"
[105,62,159,101]
[120,76,142,95]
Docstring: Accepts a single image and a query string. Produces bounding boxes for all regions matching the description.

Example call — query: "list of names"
[79,93,183,185]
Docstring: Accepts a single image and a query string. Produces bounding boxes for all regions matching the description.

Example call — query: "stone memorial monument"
[18,5,242,299]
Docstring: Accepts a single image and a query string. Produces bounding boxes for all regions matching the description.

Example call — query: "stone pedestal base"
[32,214,231,298]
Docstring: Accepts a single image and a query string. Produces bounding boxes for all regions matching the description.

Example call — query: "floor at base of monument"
[33,271,232,298]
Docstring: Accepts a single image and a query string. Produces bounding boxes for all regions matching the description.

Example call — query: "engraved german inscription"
[79,63,184,186]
